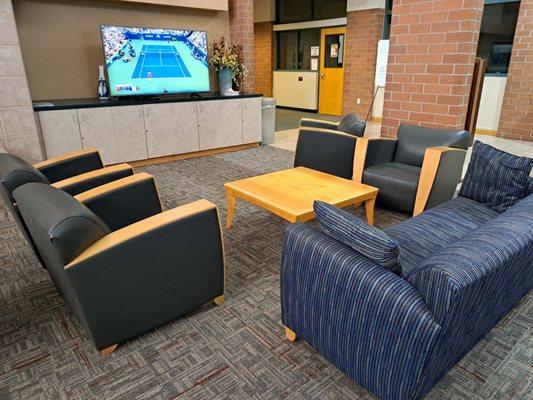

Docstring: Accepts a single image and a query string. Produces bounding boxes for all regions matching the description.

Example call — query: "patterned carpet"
[0,146,531,399]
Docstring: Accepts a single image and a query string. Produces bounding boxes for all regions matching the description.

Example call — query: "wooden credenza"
[35,94,262,165]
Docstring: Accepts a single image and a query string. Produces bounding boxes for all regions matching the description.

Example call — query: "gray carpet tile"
[0,146,531,399]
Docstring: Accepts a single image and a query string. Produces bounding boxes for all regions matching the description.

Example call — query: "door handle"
[320,74,325,79]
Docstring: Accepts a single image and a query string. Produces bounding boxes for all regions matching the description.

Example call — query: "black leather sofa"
[299,112,366,137]
[12,175,225,355]
[353,124,470,214]
[0,149,133,265]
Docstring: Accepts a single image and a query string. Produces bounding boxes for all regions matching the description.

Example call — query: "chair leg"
[100,344,118,356]
[214,294,225,305]
[285,326,298,342]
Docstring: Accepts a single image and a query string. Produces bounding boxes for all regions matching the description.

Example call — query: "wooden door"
[38,110,83,158]
[143,103,200,158]
[242,97,262,144]
[197,99,243,151]
[318,27,346,116]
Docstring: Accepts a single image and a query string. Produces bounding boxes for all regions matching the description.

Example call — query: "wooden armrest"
[65,199,217,268]
[352,137,398,183]
[299,118,340,130]
[33,148,100,170]
[51,163,132,190]
[413,147,466,216]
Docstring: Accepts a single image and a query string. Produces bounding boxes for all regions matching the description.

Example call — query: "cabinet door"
[77,108,115,165]
[38,110,83,158]
[197,99,243,151]
[242,98,262,144]
[143,103,199,158]
[110,106,148,164]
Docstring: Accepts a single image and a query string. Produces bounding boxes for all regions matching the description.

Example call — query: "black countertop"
[33,92,263,111]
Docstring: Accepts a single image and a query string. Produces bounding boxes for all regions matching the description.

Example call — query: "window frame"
[275,0,347,24]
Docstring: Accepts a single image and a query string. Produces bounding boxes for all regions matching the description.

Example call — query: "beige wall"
[13,0,230,100]
[273,71,319,110]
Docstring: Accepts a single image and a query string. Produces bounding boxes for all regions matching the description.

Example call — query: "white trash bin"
[261,97,276,145]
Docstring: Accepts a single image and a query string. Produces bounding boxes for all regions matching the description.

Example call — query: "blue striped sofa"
[280,183,533,400]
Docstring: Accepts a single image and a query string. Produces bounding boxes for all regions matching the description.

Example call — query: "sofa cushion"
[337,113,365,137]
[313,201,400,271]
[385,196,498,277]
[0,153,50,202]
[363,162,421,214]
[394,124,470,167]
[13,183,110,266]
[459,141,533,213]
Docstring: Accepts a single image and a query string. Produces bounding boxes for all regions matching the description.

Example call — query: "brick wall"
[342,8,384,118]
[497,0,533,142]
[253,22,273,97]
[229,0,255,91]
[381,0,484,137]
[0,0,43,162]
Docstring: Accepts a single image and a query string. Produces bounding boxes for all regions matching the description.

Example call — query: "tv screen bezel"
[99,24,211,97]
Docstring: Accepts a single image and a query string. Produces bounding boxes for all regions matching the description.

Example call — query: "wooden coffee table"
[224,167,378,228]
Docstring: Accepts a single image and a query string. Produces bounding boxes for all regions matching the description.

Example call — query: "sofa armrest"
[353,138,397,182]
[51,163,134,196]
[281,223,440,400]
[413,147,466,216]
[75,173,163,231]
[34,148,103,182]
[294,127,357,179]
[299,118,340,131]
[63,199,225,349]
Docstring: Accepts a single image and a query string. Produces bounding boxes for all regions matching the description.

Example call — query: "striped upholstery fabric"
[385,197,497,277]
[459,141,533,212]
[526,177,533,197]
[281,192,533,400]
[313,201,400,271]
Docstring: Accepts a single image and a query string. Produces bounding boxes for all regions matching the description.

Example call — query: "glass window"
[476,1,520,74]
[313,0,347,20]
[298,29,321,70]
[383,0,393,39]
[277,31,298,70]
[324,34,344,68]
[276,29,320,70]
[277,0,312,23]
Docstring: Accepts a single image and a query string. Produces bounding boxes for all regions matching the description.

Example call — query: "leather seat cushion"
[0,153,49,202]
[363,162,421,214]
[13,183,110,265]
[394,124,470,167]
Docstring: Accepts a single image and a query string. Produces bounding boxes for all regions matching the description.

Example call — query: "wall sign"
[310,46,319,56]
[375,39,389,87]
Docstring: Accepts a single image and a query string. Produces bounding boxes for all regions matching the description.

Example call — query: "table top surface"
[224,167,378,220]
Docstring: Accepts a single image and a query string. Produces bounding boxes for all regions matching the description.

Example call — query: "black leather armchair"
[13,176,225,355]
[0,149,134,265]
[300,112,366,137]
[353,124,471,215]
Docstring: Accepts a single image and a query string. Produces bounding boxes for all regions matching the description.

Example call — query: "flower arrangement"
[210,36,248,91]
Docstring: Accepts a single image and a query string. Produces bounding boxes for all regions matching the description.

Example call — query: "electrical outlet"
[356,98,361,105]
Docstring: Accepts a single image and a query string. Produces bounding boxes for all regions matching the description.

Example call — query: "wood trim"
[65,199,217,268]
[475,128,497,136]
[100,344,118,356]
[413,147,465,217]
[371,116,382,123]
[33,148,99,170]
[74,173,155,203]
[299,118,340,128]
[126,143,260,168]
[352,138,369,183]
[285,327,297,341]
[51,163,133,189]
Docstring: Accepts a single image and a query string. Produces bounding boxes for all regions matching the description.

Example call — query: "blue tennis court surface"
[132,45,191,79]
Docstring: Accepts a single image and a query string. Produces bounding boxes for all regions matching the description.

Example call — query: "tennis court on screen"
[131,44,191,79]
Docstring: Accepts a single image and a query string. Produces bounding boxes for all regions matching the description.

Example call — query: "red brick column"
[342,8,385,117]
[229,0,255,91]
[381,0,484,137]
[497,0,533,142]
[253,22,274,97]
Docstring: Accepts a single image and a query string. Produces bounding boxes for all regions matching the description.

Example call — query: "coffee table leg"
[226,193,236,229]
[364,197,376,226]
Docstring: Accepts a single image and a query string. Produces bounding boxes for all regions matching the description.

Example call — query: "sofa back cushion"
[394,124,470,167]
[294,128,357,179]
[13,183,110,266]
[0,153,50,202]
[459,141,533,213]
[407,194,533,324]
[314,201,401,271]
[338,113,366,137]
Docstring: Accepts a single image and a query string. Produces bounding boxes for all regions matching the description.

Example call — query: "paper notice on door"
[330,44,338,58]
[311,58,318,71]
[311,46,319,56]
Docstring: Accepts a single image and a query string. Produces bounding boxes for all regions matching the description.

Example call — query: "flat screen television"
[100,25,210,97]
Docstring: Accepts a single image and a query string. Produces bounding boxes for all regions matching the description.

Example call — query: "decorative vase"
[217,68,233,94]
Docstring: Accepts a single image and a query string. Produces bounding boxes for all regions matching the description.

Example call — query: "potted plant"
[210,37,248,94]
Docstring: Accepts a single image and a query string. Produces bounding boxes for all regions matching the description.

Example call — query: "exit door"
[318,27,346,116]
